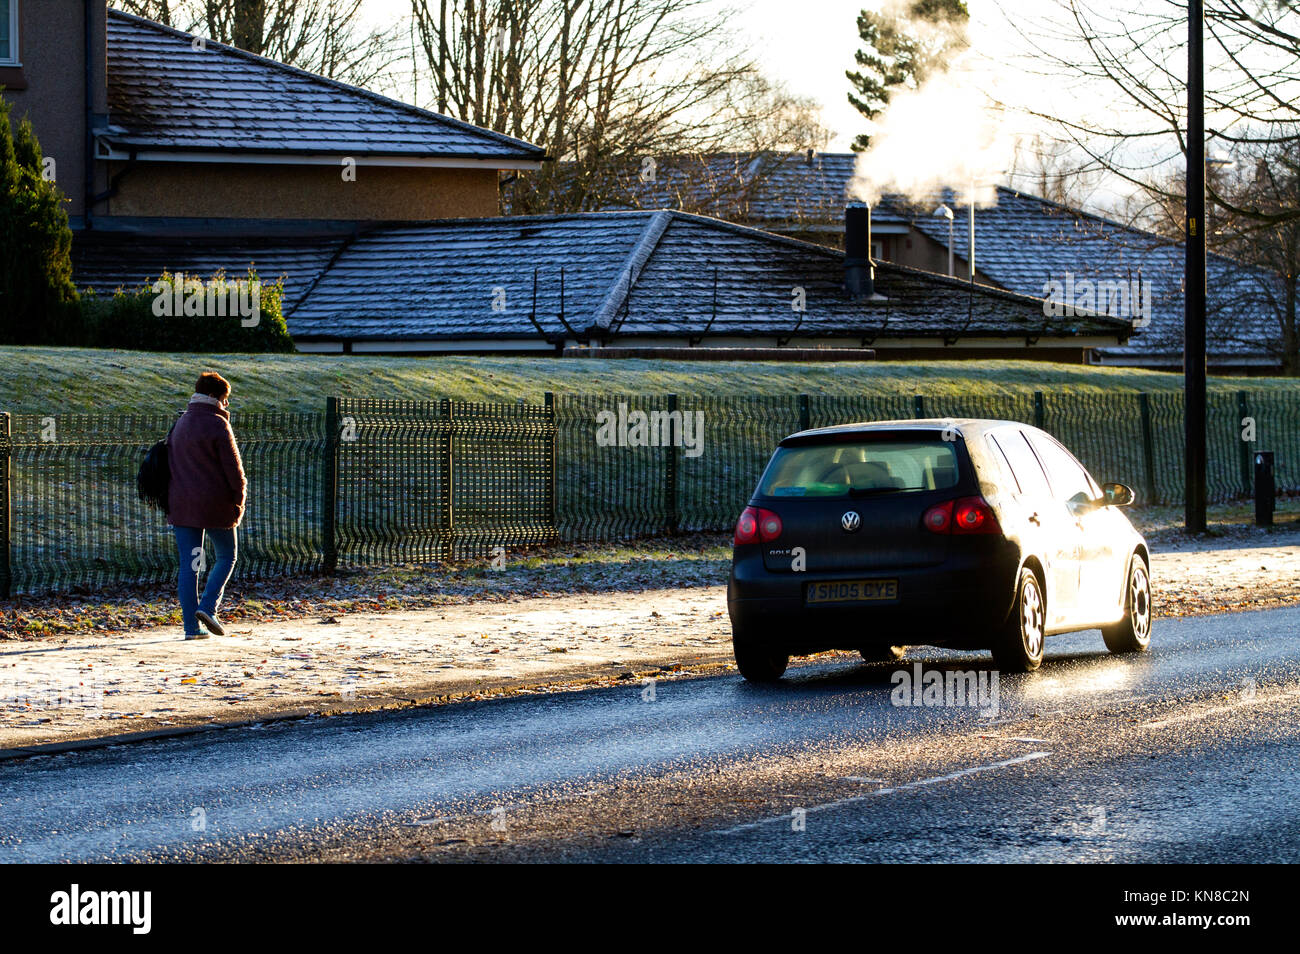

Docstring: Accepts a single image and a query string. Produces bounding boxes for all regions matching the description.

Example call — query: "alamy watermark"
[151,277,261,327]
[1042,273,1151,327]
[890,663,1000,717]
[594,402,705,458]
[49,885,151,934]
[1,675,104,714]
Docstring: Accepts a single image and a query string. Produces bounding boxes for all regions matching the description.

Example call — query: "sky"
[365,0,1054,151]
[732,0,878,151]
[358,0,1197,212]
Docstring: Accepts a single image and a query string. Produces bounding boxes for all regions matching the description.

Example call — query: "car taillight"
[923,497,1000,535]
[734,506,783,545]
[922,500,953,533]
[952,496,1000,534]
[735,507,759,544]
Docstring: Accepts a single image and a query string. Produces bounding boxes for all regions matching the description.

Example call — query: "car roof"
[780,418,1040,444]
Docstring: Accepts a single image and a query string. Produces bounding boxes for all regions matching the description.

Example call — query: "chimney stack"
[844,204,876,299]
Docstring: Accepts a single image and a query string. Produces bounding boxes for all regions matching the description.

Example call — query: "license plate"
[806,579,899,604]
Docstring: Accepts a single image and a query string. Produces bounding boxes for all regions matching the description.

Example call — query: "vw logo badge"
[841,511,861,532]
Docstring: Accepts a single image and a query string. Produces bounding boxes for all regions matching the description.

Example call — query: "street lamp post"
[1186,0,1207,533]
[934,204,955,276]
[968,200,976,281]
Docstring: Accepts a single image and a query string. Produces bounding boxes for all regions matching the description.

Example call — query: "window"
[0,0,16,65]
[988,429,1052,499]
[985,434,1023,493]
[759,439,960,499]
[1027,433,1099,506]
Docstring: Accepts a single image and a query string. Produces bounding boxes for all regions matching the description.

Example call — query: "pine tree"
[846,0,969,151]
[0,100,78,344]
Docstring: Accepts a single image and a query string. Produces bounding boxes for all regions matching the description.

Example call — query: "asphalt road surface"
[2,605,1298,863]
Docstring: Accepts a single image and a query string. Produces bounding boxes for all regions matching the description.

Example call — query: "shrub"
[79,270,297,353]
[0,100,79,344]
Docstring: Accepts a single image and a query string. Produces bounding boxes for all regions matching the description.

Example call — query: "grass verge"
[4,347,1298,415]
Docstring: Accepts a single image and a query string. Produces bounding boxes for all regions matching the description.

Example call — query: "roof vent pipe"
[844,203,878,300]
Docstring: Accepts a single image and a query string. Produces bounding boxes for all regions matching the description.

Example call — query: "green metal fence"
[331,397,556,567]
[553,389,1298,540]
[0,410,327,596]
[0,389,1295,596]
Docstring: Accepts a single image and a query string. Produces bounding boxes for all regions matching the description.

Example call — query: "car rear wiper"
[847,487,900,497]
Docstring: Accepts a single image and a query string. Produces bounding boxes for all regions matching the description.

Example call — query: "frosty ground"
[1,521,1297,755]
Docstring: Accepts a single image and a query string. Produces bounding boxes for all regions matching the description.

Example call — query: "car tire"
[1102,553,1152,654]
[732,629,790,682]
[860,645,906,662]
[991,568,1046,673]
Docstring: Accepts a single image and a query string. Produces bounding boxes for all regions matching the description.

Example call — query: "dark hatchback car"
[728,419,1152,681]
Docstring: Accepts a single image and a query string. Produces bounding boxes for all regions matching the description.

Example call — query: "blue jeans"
[173,527,238,636]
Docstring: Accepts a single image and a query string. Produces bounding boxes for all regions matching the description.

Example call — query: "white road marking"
[979,735,1048,743]
[1143,701,1258,729]
[1141,687,1300,729]
[714,751,1051,835]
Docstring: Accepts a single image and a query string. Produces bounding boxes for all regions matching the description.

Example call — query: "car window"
[988,430,1052,498]
[759,439,960,499]
[1027,433,1099,506]
[985,434,1022,493]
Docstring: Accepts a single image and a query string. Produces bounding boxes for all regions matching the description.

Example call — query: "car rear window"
[758,439,960,498]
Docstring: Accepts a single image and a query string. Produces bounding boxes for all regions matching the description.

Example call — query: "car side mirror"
[1099,482,1135,507]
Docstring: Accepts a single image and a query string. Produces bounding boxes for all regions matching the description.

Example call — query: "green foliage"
[78,270,297,353]
[0,99,79,344]
[846,0,970,151]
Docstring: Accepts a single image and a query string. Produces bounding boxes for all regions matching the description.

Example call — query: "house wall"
[0,0,109,225]
[102,163,501,221]
[889,228,986,282]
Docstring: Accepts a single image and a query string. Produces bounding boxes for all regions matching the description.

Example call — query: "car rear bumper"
[728,545,1020,651]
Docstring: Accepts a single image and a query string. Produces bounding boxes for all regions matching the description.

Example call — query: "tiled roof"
[73,234,347,312]
[289,214,657,340]
[596,212,1121,340]
[892,187,1283,362]
[596,152,909,229]
[604,151,1287,363]
[102,10,544,161]
[292,211,1126,342]
[72,212,1129,345]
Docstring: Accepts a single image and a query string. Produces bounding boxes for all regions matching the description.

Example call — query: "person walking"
[167,372,246,639]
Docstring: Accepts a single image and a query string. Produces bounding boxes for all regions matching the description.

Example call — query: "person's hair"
[195,371,231,401]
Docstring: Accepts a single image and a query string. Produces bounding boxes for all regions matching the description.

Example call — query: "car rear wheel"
[1102,554,1152,654]
[991,568,1046,673]
[860,645,906,662]
[732,628,790,682]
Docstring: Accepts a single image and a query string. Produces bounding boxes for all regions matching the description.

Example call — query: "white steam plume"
[848,46,1024,208]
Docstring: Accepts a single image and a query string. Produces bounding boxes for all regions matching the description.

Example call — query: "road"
[1,605,1298,863]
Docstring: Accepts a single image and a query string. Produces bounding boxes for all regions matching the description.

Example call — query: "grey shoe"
[194,610,226,636]
[185,629,210,641]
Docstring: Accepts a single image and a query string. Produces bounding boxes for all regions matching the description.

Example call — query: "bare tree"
[1011,2,1300,222]
[408,0,827,213]
[1125,135,1300,371]
[1008,0,1300,371]
[116,0,405,91]
[1003,135,1104,209]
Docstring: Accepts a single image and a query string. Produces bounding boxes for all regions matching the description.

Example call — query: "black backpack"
[137,421,177,513]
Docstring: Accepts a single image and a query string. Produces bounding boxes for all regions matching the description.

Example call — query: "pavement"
[1,603,1296,863]
[1,527,1297,757]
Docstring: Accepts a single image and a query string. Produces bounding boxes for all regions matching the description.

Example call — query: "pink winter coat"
[166,397,247,529]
